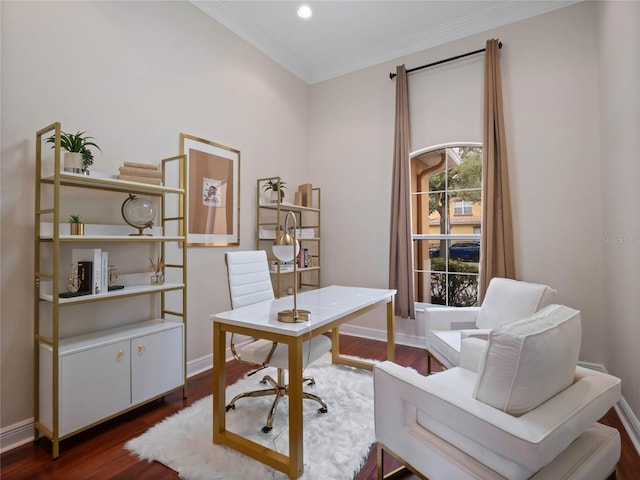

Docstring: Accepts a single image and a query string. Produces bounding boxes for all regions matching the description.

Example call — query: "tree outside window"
[410,145,482,306]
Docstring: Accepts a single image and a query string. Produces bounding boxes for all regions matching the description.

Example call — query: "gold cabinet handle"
[138,344,145,355]
[116,349,125,361]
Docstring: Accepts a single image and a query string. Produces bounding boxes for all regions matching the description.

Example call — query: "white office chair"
[224,250,332,432]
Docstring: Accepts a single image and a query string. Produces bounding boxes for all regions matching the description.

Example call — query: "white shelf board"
[39,222,184,241]
[269,266,320,274]
[40,319,183,355]
[258,202,319,213]
[42,171,184,195]
[40,282,184,304]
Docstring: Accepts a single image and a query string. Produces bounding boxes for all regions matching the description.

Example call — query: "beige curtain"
[389,65,415,318]
[480,39,515,302]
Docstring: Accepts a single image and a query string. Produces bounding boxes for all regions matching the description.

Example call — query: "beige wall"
[597,0,640,422]
[310,3,604,345]
[309,0,637,422]
[2,0,638,448]
[1,1,309,432]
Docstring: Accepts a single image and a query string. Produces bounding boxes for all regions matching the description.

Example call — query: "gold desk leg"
[288,336,304,478]
[331,327,340,364]
[386,298,396,362]
[212,322,226,443]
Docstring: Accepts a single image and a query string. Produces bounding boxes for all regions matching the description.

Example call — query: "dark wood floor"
[2,335,638,479]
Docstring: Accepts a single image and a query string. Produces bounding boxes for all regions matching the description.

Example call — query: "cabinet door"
[60,340,130,436]
[131,326,184,404]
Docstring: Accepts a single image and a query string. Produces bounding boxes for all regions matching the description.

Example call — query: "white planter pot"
[64,152,83,173]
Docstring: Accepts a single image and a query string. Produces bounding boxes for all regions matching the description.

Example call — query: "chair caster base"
[225,404,235,412]
[262,426,272,433]
[319,407,328,413]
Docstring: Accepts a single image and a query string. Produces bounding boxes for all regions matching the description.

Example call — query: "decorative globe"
[121,194,156,236]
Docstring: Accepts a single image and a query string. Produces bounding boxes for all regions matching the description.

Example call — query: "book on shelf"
[72,248,102,294]
[123,161,160,170]
[117,175,163,185]
[117,162,163,185]
[269,260,294,273]
[77,261,93,294]
[296,228,315,238]
[118,166,163,179]
[101,251,109,294]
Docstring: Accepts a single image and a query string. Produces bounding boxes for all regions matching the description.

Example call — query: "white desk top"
[210,285,396,337]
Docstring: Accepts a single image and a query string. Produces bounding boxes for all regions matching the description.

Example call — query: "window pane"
[426,258,479,307]
[410,145,482,306]
[427,191,449,236]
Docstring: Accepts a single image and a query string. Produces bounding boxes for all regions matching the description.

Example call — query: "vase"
[69,223,84,235]
[63,152,83,173]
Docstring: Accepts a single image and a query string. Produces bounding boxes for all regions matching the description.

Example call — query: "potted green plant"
[45,131,101,174]
[69,214,84,235]
[263,179,286,202]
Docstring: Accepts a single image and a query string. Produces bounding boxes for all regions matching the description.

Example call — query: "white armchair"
[423,277,557,373]
[375,304,621,480]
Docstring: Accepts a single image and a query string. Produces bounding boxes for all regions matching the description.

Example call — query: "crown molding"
[192,1,579,84]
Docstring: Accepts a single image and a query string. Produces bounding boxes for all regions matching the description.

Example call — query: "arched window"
[410,143,482,306]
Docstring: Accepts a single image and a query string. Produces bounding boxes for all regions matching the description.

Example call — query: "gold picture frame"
[180,133,240,246]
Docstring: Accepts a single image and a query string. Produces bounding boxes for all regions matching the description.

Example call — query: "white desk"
[210,285,396,479]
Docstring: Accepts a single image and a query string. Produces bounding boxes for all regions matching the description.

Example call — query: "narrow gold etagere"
[33,122,188,459]
[255,177,321,297]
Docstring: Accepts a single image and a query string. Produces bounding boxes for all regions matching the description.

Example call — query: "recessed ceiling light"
[297,5,312,19]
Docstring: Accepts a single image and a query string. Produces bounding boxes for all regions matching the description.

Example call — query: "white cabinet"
[39,321,184,438]
[33,122,187,458]
[131,325,184,404]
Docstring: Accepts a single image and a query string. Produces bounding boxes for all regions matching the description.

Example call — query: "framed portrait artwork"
[179,133,240,246]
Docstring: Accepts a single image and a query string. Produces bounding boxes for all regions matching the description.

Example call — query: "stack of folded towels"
[117,162,163,185]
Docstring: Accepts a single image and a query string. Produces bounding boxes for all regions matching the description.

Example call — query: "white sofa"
[375,304,621,479]
[423,277,557,373]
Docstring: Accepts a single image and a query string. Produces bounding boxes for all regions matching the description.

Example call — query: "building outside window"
[410,144,482,306]
[454,200,473,215]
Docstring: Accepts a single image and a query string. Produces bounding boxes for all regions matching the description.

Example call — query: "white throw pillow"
[475,277,557,330]
[473,304,581,415]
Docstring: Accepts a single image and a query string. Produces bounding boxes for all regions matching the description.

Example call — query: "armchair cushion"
[459,337,487,372]
[475,277,557,329]
[474,304,581,415]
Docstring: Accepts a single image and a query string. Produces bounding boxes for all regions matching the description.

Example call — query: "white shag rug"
[126,354,375,479]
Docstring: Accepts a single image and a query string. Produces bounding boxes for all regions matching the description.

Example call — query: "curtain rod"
[389,42,502,79]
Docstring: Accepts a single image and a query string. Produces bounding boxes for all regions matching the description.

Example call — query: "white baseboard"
[4,334,639,458]
[0,418,34,454]
[187,353,214,377]
[616,396,640,454]
[577,361,640,453]
[337,323,426,349]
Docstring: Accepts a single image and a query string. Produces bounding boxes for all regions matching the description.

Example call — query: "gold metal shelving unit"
[256,177,321,297]
[33,122,188,458]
